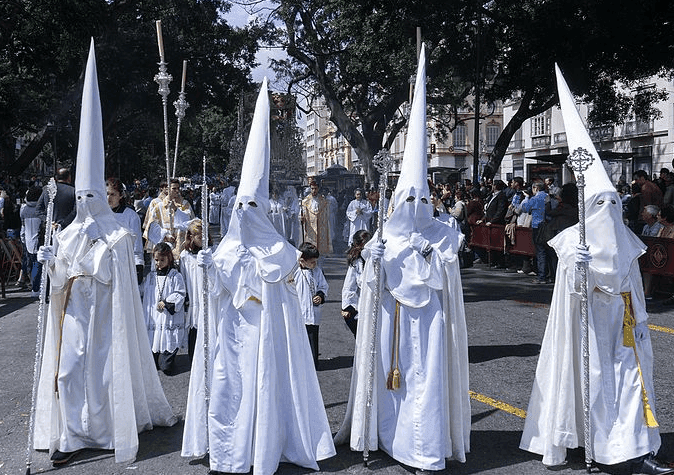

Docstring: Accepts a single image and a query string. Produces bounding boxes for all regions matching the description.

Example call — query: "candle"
[156,20,165,61]
[181,60,187,92]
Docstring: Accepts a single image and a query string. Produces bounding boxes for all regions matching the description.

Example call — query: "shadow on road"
[469,344,541,364]
[0,293,39,318]
[319,355,354,371]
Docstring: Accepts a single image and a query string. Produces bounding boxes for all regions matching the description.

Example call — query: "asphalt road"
[2,252,674,475]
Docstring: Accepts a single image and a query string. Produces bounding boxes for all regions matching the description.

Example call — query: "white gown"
[335,219,471,470]
[346,199,373,245]
[520,223,661,466]
[34,222,177,463]
[182,217,336,474]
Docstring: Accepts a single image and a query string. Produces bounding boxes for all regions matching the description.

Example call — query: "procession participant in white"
[218,182,236,236]
[292,241,329,367]
[283,184,302,245]
[340,229,372,337]
[33,39,176,467]
[179,218,209,364]
[142,242,186,374]
[181,77,336,475]
[208,185,220,225]
[107,177,145,283]
[268,186,289,238]
[520,65,672,475]
[346,188,373,245]
[335,44,470,471]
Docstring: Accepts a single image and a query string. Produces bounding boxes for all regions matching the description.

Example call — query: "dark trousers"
[343,315,358,337]
[154,349,178,374]
[306,324,319,367]
[187,327,197,365]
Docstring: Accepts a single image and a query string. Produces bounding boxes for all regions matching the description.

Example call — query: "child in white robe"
[142,242,186,374]
[293,242,328,367]
[179,219,210,365]
[341,229,371,337]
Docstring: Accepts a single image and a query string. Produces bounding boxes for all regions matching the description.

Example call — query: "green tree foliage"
[0,0,265,182]
[267,0,674,181]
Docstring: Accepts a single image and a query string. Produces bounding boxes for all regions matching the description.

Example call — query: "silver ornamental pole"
[154,20,172,184]
[172,60,190,178]
[25,178,58,475]
[201,155,210,444]
[362,149,392,466]
[566,147,594,473]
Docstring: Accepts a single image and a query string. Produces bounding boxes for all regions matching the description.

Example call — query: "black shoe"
[633,454,674,474]
[51,450,79,466]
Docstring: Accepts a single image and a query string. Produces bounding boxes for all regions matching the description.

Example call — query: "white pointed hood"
[57,38,123,263]
[377,44,463,308]
[75,38,107,200]
[235,77,271,214]
[554,64,644,294]
[555,64,614,201]
[214,78,299,284]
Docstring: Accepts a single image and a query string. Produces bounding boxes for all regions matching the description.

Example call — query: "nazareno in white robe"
[33,220,177,463]
[181,203,336,475]
[335,217,471,470]
[346,198,373,245]
[520,219,661,466]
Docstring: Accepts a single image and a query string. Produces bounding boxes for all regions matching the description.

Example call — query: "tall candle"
[156,20,165,61]
[181,60,187,92]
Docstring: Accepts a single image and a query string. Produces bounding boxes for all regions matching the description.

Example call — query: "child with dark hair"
[179,219,211,365]
[142,242,186,374]
[341,229,372,337]
[293,241,328,367]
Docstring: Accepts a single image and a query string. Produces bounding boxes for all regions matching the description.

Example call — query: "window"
[453,125,467,147]
[486,125,500,147]
[531,113,550,137]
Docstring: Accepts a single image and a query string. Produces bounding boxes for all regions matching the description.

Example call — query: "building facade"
[500,77,674,187]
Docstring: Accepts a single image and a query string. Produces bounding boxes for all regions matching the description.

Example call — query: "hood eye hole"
[406,196,415,202]
[248,201,258,207]
[420,198,428,204]
[87,193,94,198]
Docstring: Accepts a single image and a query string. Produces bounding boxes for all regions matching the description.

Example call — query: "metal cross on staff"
[155,20,173,185]
[200,154,211,447]
[26,178,57,475]
[172,60,190,178]
[362,148,392,466]
[566,146,594,473]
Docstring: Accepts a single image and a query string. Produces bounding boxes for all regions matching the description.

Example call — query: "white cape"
[181,245,336,474]
[335,222,470,470]
[520,224,660,466]
[34,225,177,463]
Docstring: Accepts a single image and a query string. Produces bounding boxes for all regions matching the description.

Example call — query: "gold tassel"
[387,301,402,391]
[621,292,659,428]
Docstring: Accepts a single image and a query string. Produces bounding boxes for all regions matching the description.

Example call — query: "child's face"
[193,233,203,248]
[154,252,170,270]
[300,257,318,269]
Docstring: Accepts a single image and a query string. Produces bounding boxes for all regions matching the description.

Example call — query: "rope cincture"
[621,291,658,428]
[386,301,402,391]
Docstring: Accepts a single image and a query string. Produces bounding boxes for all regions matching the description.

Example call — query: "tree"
[0,0,266,182]
[261,0,674,183]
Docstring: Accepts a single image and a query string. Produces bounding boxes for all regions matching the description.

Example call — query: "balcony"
[622,120,653,136]
[589,125,614,141]
[531,136,551,148]
[507,139,524,151]
[553,132,566,144]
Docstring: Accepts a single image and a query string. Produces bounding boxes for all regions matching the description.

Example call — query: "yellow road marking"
[468,390,527,419]
[649,324,674,335]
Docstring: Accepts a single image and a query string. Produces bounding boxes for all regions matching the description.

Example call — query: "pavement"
[2,247,674,475]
